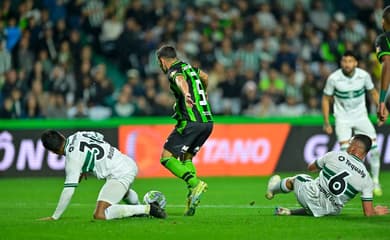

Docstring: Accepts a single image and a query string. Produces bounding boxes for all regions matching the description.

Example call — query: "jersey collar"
[349,153,363,162]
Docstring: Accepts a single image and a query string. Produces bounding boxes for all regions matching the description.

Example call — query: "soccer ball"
[143,190,167,209]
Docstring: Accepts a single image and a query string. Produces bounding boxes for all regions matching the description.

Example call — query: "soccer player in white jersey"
[322,50,383,196]
[38,130,166,220]
[265,134,388,217]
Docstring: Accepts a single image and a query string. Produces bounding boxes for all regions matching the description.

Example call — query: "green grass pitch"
[1,172,389,240]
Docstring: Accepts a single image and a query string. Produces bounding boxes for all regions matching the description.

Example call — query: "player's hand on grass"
[377,103,388,126]
[374,205,389,215]
[323,123,333,135]
[185,93,194,108]
[37,216,55,221]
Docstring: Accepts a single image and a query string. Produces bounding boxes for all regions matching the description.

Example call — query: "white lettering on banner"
[304,133,389,164]
[48,151,65,170]
[0,131,65,172]
[16,139,45,170]
[0,131,15,170]
[384,135,390,164]
[304,135,331,164]
[200,138,271,164]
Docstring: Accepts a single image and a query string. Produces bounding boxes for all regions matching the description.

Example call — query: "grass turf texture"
[1,173,389,240]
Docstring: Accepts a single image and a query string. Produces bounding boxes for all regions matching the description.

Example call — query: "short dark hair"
[383,5,390,24]
[41,130,65,153]
[352,134,372,153]
[342,50,358,61]
[156,45,177,59]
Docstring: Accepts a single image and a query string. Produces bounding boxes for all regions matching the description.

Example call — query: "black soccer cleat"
[149,202,167,219]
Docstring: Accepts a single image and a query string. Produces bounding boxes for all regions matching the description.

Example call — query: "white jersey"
[315,150,374,208]
[294,151,374,217]
[323,68,374,120]
[63,131,138,187]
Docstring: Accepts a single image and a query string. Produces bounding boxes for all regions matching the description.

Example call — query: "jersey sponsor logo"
[344,159,366,178]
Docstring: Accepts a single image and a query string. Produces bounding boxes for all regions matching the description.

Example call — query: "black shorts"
[164,121,213,158]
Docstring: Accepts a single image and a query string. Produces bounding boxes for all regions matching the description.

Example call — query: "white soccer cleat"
[275,207,291,216]
[265,175,281,200]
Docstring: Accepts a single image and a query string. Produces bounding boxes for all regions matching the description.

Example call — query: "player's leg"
[265,175,294,199]
[369,141,382,196]
[95,179,166,220]
[334,119,353,151]
[160,123,202,188]
[182,122,213,216]
[161,149,200,187]
[122,188,140,205]
[273,174,314,216]
[274,207,309,216]
[355,119,382,196]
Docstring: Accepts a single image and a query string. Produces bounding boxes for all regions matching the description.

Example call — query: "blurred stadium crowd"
[0,0,388,119]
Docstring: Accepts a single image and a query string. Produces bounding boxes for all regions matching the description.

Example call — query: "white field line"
[6,202,382,211]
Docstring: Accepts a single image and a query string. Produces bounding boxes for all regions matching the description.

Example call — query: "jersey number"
[79,142,104,160]
[195,79,207,106]
[328,171,350,195]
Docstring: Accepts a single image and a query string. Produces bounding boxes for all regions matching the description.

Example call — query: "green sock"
[182,159,196,175]
[161,157,199,187]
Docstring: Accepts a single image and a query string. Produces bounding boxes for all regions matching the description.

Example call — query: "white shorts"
[293,174,341,217]
[335,116,376,142]
[97,155,138,204]
[97,179,128,204]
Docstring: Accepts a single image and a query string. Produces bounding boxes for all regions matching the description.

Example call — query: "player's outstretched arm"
[362,200,389,216]
[38,187,76,220]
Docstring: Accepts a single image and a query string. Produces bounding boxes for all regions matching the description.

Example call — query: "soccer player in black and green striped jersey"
[157,45,213,216]
[375,5,390,124]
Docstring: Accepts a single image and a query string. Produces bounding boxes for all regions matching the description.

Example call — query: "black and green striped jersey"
[375,31,390,63]
[166,60,213,122]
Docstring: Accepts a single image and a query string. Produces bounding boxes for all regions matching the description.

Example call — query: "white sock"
[104,204,149,220]
[369,145,381,184]
[270,178,291,194]
[123,189,140,205]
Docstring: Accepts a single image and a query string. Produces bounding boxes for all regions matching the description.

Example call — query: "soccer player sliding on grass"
[156,45,213,216]
[265,134,388,217]
[38,130,166,221]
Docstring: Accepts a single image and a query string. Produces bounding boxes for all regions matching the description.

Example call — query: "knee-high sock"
[271,178,292,195]
[369,145,381,183]
[105,204,149,220]
[182,159,196,175]
[161,157,199,188]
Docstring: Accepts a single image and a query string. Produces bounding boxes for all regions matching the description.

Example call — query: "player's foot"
[274,207,291,216]
[184,181,208,216]
[183,188,192,215]
[374,183,383,197]
[149,202,167,219]
[265,175,281,200]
